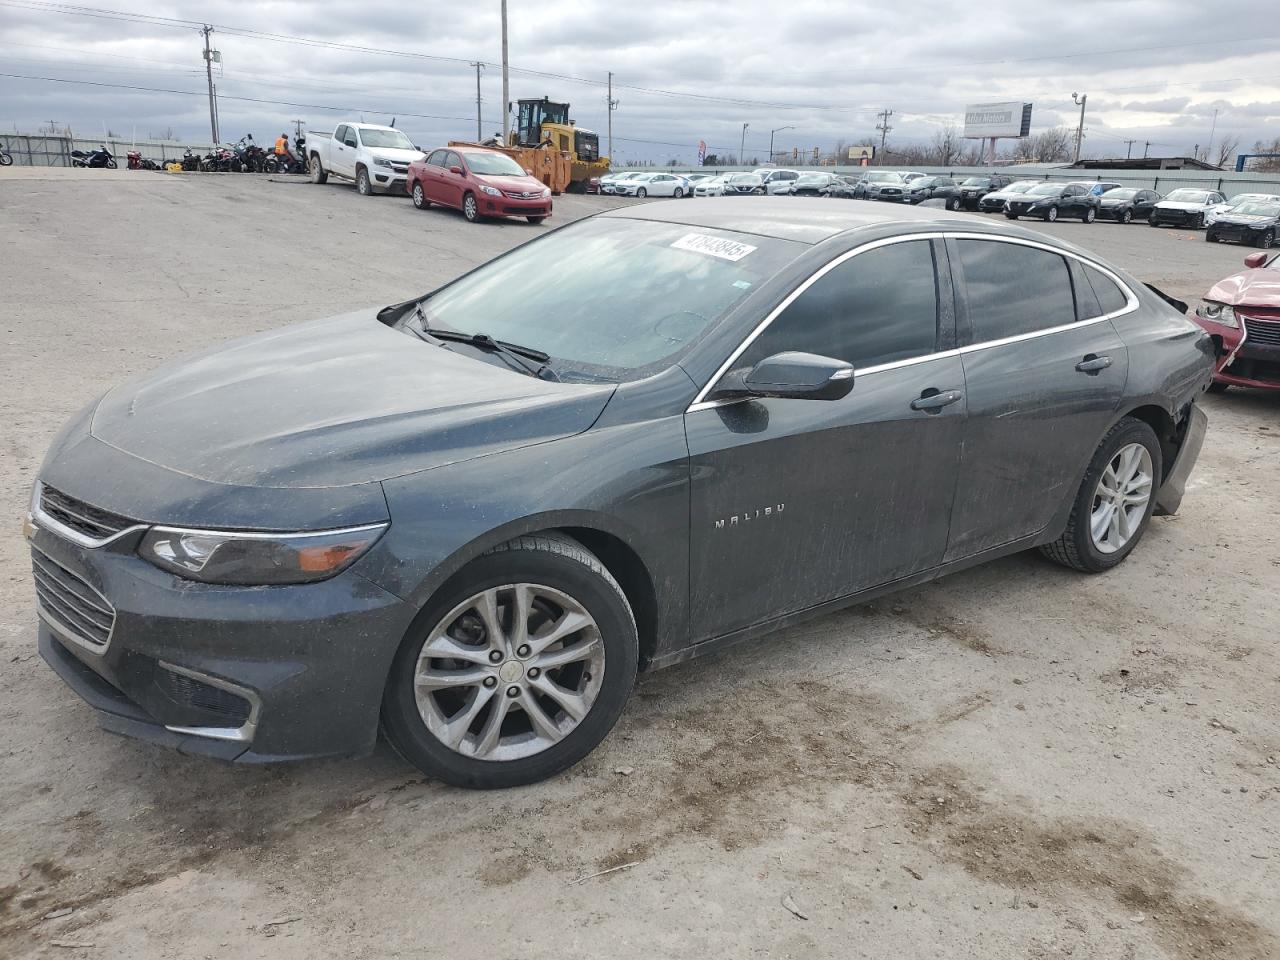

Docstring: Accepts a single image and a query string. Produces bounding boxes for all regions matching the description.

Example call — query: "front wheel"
[752,187,764,195]
[1039,417,1162,573]
[356,166,373,196]
[945,197,958,211]
[1205,231,1219,243]
[412,181,430,210]
[1083,207,1096,223]
[0,151,12,167]
[1259,229,1276,249]
[380,535,639,789]
[1045,205,1059,222]
[1194,213,1205,229]
[463,191,480,222]
[1122,209,1133,224]
[636,187,647,198]
[105,158,117,169]
[1004,212,1019,220]
[1149,215,1159,227]
[309,155,328,184]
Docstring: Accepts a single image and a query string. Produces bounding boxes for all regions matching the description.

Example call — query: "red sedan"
[407,146,552,224]
[1192,250,1280,391]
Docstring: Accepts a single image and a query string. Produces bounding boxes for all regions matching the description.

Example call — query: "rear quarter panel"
[1109,289,1214,419]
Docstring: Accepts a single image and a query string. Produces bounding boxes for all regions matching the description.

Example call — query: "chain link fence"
[1,133,216,167]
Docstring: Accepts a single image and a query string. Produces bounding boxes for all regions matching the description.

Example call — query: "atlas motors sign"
[963,102,1033,139]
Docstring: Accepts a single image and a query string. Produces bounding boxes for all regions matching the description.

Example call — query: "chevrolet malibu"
[29,200,1212,789]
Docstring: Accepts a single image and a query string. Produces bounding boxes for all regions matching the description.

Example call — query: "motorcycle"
[199,146,236,173]
[126,150,162,171]
[181,148,201,172]
[0,147,12,167]
[70,145,117,169]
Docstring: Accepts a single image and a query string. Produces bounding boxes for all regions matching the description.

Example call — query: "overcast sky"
[1,0,1278,164]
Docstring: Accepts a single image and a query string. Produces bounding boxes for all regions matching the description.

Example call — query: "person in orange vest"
[274,133,289,157]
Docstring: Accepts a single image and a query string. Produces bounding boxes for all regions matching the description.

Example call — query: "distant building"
[1070,157,1222,171]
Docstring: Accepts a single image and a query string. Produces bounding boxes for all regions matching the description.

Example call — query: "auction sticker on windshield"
[671,233,757,262]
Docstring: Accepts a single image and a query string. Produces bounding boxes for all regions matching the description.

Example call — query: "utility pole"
[1124,138,1137,159]
[470,61,484,140]
[1143,140,1151,159]
[500,0,510,144]
[292,119,304,141]
[739,123,748,165]
[876,108,893,161]
[1071,92,1087,163]
[1206,107,1219,165]
[201,25,219,145]
[607,72,619,160]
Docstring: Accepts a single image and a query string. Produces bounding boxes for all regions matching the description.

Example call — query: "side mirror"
[1244,252,1268,268]
[525,167,534,175]
[722,352,854,401]
[449,165,464,175]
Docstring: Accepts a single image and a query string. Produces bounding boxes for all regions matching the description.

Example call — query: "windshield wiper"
[421,325,560,381]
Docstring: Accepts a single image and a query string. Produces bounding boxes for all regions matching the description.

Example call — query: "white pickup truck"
[307,122,425,196]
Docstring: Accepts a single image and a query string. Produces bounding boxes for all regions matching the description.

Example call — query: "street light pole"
[769,125,794,163]
[500,0,510,144]
[1071,91,1087,163]
[739,123,749,166]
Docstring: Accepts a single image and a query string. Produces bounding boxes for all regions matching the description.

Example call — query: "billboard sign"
[847,145,875,164]
[963,102,1033,139]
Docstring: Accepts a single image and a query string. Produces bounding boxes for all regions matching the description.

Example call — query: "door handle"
[1076,354,1112,374]
[910,388,963,413]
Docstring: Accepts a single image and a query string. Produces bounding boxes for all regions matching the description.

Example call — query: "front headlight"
[371,156,392,168]
[540,186,552,198]
[480,184,502,197]
[1196,301,1238,328]
[139,523,387,585]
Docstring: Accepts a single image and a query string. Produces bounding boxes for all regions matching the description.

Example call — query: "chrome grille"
[39,485,135,541]
[1242,315,1280,347]
[31,547,116,650]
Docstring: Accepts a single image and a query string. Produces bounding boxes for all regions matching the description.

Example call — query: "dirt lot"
[1,169,1277,960]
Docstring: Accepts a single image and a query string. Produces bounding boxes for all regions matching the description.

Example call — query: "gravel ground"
[1,170,1277,960]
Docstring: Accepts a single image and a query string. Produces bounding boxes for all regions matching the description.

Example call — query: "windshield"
[1004,181,1038,193]
[413,218,802,381]
[1165,189,1210,203]
[359,128,415,149]
[464,152,527,176]
[730,174,760,184]
[1027,184,1062,196]
[868,172,902,183]
[1233,201,1280,216]
[1102,189,1138,200]
[961,177,990,186]
[796,174,828,184]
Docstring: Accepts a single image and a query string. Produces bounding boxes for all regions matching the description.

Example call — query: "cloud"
[1121,97,1193,113]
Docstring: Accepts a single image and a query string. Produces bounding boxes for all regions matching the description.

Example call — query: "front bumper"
[1194,313,1280,389]
[1151,208,1203,226]
[1208,225,1267,244]
[477,193,552,218]
[372,169,408,192]
[1097,206,1130,221]
[28,516,414,763]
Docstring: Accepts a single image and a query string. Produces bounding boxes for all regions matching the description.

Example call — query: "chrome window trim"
[30,481,148,550]
[685,231,1139,414]
[161,660,262,744]
[145,521,388,542]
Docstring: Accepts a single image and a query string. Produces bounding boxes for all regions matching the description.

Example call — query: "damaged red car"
[1193,251,1280,391]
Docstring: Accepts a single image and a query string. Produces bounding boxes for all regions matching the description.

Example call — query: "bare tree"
[1215,135,1240,169]
[1031,127,1072,162]
[1244,138,1280,172]
[929,123,961,166]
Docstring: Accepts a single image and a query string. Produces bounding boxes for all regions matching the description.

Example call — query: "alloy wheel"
[1261,230,1275,249]
[413,183,426,209]
[1046,206,1059,222]
[1122,209,1132,224]
[1090,443,1153,554]
[464,194,478,221]
[413,583,606,761]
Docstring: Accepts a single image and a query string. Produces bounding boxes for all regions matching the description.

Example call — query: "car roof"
[598,196,1041,244]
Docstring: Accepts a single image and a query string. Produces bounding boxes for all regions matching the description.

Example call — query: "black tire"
[1044,205,1059,222]
[1083,207,1096,223]
[356,166,373,196]
[310,155,328,184]
[1039,417,1163,573]
[412,181,430,210]
[527,216,546,224]
[0,151,12,166]
[673,187,684,198]
[462,191,480,222]
[1259,230,1276,249]
[1004,212,1019,220]
[1149,215,1159,227]
[1206,231,1218,243]
[1206,381,1230,394]
[752,187,764,195]
[381,534,639,789]
[105,158,117,169]
[945,197,958,211]
[1121,209,1132,224]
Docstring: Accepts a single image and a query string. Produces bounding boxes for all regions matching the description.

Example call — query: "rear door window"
[737,240,940,371]
[955,239,1076,342]
[1084,264,1130,315]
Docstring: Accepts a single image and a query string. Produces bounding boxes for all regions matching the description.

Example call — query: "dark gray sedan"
[28,200,1212,789]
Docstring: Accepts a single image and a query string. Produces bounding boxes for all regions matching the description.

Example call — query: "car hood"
[476,173,548,193]
[1206,267,1280,308]
[1157,200,1210,211]
[1214,213,1277,226]
[90,310,615,489]
[1100,197,1133,205]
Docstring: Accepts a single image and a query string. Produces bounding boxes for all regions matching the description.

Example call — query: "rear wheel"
[463,191,480,222]
[1083,207,1097,223]
[945,196,958,211]
[1039,418,1162,573]
[105,158,117,169]
[673,187,684,198]
[381,535,639,789]
[1004,212,1019,220]
[412,181,430,210]
[527,216,546,224]
[309,155,328,184]
[1149,215,1159,227]
[1205,231,1219,243]
[1121,209,1133,224]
